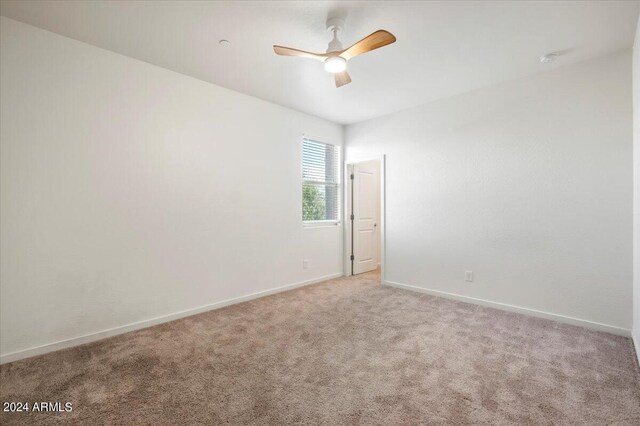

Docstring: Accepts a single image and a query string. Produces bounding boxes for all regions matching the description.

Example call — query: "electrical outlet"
[303,259,309,269]
[465,271,473,282]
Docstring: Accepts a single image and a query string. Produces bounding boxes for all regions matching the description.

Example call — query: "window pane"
[302,183,339,221]
[302,139,339,183]
[302,138,340,223]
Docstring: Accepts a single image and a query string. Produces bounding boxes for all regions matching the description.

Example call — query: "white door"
[352,160,379,274]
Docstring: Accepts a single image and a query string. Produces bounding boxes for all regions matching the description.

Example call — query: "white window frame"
[302,136,341,227]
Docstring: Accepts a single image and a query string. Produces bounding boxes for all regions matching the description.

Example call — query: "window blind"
[302,138,340,222]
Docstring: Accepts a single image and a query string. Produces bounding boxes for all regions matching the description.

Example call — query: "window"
[302,138,340,224]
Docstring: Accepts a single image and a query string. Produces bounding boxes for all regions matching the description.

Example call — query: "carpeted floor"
[1,270,639,425]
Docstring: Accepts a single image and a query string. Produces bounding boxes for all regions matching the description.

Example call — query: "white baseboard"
[384,280,631,337]
[0,272,344,365]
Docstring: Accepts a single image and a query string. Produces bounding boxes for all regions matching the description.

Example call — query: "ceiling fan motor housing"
[327,37,343,53]
[326,17,345,53]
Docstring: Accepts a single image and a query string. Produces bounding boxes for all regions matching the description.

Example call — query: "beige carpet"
[1,271,639,425]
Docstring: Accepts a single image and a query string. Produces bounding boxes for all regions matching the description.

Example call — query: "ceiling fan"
[273,18,396,88]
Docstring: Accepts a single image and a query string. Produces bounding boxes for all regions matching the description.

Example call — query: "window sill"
[303,221,341,228]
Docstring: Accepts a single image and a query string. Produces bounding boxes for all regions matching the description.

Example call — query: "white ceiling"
[1,1,638,124]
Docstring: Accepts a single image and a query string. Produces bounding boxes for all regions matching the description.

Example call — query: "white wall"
[0,17,343,361]
[346,51,633,333]
[633,18,640,353]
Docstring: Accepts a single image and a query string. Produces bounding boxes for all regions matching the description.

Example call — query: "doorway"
[345,156,385,279]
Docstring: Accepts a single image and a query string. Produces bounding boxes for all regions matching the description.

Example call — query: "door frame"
[343,155,386,282]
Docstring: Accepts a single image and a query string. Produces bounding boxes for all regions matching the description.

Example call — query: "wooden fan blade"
[273,45,327,62]
[339,30,396,60]
[335,70,352,88]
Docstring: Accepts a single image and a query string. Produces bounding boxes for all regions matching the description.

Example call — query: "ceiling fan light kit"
[324,56,347,73]
[273,17,396,87]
